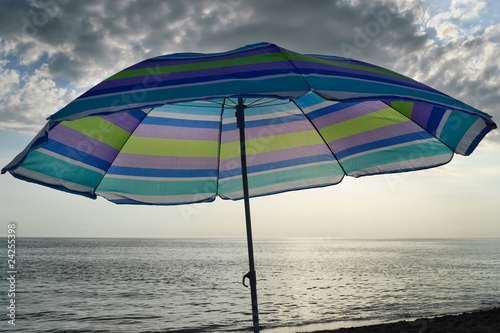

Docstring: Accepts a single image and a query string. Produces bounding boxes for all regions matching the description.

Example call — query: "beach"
[310,308,500,333]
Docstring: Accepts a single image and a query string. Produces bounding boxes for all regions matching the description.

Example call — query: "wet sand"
[309,307,500,333]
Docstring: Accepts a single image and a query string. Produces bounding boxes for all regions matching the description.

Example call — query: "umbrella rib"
[278,47,314,93]
[215,99,225,198]
[92,108,153,198]
[292,98,348,178]
[380,100,456,154]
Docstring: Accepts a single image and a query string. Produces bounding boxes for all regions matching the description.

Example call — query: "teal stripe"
[294,92,327,108]
[308,76,482,115]
[52,76,309,120]
[21,151,103,188]
[342,141,452,174]
[97,177,217,196]
[439,112,477,150]
[218,163,343,195]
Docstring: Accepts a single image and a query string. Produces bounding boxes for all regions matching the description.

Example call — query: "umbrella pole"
[236,98,260,333]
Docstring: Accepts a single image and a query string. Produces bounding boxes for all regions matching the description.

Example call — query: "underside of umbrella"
[2,43,496,205]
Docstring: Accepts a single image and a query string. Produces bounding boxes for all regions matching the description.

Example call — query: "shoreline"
[305,307,500,333]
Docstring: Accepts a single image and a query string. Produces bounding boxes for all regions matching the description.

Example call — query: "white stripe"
[245,108,302,122]
[435,109,452,139]
[102,174,216,182]
[148,110,221,121]
[455,118,485,155]
[218,160,340,182]
[301,100,340,114]
[347,153,452,177]
[338,137,442,162]
[37,148,107,175]
[221,108,304,125]
[12,167,96,194]
[97,191,215,204]
[220,175,344,200]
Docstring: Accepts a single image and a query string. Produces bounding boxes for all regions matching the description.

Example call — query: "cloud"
[0,0,428,85]
[425,0,487,41]
[0,0,498,141]
[0,62,78,132]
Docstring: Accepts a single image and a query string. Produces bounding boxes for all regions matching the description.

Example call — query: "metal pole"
[236,98,260,333]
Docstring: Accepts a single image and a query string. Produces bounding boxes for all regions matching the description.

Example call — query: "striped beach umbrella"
[2,42,496,332]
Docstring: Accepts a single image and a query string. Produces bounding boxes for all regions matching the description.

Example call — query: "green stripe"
[390,101,414,119]
[342,141,452,174]
[220,130,325,160]
[320,107,409,142]
[22,151,103,188]
[97,177,216,196]
[106,53,287,81]
[121,137,218,157]
[61,117,130,150]
[219,163,343,195]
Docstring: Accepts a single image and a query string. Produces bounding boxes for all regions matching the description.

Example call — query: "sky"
[0,0,499,239]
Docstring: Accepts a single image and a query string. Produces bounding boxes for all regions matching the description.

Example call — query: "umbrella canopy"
[2,42,496,204]
[2,42,496,332]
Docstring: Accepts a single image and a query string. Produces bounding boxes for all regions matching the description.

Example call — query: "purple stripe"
[86,61,294,92]
[112,154,218,169]
[126,44,279,70]
[220,144,332,171]
[221,118,314,143]
[101,112,144,133]
[50,124,118,163]
[410,102,434,128]
[133,124,220,140]
[308,101,388,129]
[327,121,428,152]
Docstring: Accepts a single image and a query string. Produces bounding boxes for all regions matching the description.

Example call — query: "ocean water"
[2,238,499,332]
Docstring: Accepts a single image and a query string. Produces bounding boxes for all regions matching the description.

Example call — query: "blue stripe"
[219,154,334,178]
[52,76,309,120]
[426,106,445,136]
[221,113,306,132]
[107,166,217,178]
[142,116,220,129]
[44,140,111,171]
[465,126,492,155]
[110,196,216,205]
[305,101,361,120]
[128,109,149,121]
[336,131,434,160]
[298,67,439,95]
[79,69,295,99]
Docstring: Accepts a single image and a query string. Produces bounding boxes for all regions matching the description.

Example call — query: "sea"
[2,238,499,332]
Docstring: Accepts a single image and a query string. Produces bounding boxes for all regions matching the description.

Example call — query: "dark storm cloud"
[0,0,428,85]
[0,0,498,139]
